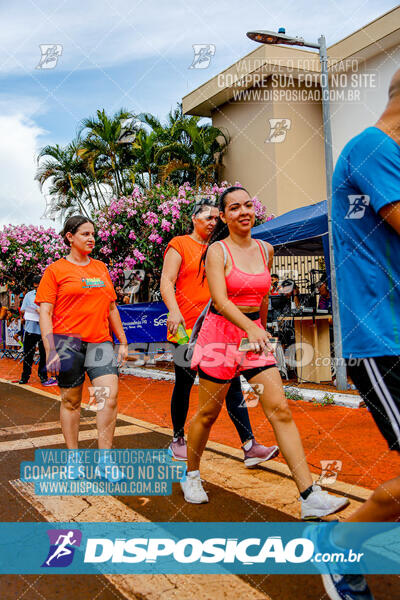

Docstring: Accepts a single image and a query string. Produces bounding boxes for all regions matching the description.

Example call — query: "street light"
[247,27,348,391]
[246,29,309,47]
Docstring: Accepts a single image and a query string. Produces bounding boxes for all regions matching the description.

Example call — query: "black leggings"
[171,349,254,444]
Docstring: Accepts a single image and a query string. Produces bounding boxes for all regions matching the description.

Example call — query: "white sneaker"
[301,484,349,520]
[180,473,209,504]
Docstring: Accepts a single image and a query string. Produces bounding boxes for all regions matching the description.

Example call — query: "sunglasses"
[192,198,217,215]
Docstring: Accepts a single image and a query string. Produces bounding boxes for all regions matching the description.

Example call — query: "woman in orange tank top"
[182,187,349,520]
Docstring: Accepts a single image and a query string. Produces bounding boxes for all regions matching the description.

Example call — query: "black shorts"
[346,356,400,452]
[198,364,276,384]
[54,335,119,388]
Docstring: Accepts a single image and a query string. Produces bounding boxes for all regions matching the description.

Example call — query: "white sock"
[187,470,200,478]
[243,440,253,451]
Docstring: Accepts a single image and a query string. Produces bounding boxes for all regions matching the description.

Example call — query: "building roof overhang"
[183,6,400,117]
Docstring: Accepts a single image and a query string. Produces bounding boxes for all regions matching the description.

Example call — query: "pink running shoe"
[243,440,279,468]
[168,437,187,461]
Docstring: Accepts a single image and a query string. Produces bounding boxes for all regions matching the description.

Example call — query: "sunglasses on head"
[192,198,217,215]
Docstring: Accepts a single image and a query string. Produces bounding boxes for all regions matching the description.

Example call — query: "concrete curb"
[283,385,362,409]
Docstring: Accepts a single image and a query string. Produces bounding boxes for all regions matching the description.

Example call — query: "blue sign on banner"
[116,302,168,344]
[0,522,399,575]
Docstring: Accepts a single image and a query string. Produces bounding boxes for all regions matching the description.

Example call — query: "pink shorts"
[191,310,276,382]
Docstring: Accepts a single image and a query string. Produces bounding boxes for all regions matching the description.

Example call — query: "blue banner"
[0,522,399,574]
[116,302,168,344]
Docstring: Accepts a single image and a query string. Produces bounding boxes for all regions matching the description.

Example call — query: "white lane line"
[0,425,145,452]
[0,378,60,400]
[10,480,271,600]
[0,418,96,437]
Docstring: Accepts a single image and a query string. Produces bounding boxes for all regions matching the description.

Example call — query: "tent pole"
[318,35,348,391]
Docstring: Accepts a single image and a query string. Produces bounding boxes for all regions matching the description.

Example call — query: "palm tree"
[35,104,231,219]
[35,140,93,218]
[137,104,230,187]
[79,108,136,197]
[132,109,183,188]
[130,128,160,189]
[155,113,230,186]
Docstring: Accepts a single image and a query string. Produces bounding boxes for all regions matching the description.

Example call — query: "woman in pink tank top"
[182,187,349,519]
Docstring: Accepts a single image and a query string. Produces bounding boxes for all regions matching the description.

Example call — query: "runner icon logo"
[318,460,342,485]
[36,44,63,69]
[265,118,291,143]
[189,44,216,69]
[240,384,264,408]
[42,529,82,568]
[345,195,370,219]
[88,386,110,412]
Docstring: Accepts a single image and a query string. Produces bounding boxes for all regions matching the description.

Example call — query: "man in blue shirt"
[319,70,400,600]
[18,276,56,386]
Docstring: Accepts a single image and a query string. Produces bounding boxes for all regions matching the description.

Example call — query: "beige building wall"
[213,80,326,215]
[272,84,326,215]
[212,94,277,214]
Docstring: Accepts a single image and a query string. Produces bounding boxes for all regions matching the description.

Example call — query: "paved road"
[0,381,398,600]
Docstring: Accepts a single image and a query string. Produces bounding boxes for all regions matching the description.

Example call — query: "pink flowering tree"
[93,181,273,294]
[0,224,67,292]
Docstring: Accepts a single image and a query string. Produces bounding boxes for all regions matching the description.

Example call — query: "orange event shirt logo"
[81,277,106,289]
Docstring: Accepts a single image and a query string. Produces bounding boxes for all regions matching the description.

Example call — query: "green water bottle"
[176,323,190,344]
[168,313,190,344]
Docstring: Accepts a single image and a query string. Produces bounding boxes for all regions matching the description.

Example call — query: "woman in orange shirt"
[35,215,128,478]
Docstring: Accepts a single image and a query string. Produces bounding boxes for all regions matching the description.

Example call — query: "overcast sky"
[0,0,397,228]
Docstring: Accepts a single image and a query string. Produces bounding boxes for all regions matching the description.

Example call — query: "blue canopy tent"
[252,199,331,284]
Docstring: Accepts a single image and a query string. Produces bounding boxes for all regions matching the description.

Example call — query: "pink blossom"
[171,207,180,220]
[143,211,158,226]
[133,248,145,262]
[161,219,171,232]
[128,231,136,240]
[159,202,170,216]
[149,233,163,244]
[124,257,137,269]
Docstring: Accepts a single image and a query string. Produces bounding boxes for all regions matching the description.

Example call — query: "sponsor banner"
[0,522,399,575]
[116,302,168,343]
[20,449,185,496]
